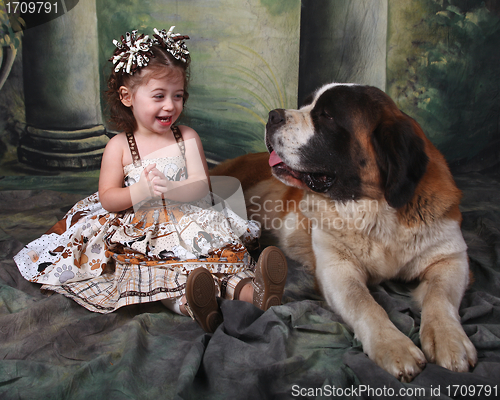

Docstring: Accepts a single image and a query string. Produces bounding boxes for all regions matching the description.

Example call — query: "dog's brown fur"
[211,84,477,381]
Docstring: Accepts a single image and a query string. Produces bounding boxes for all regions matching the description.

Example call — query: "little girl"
[14,27,287,333]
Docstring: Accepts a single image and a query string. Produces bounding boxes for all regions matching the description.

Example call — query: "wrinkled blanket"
[0,172,499,400]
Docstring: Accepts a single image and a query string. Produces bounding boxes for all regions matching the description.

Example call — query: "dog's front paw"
[420,318,477,372]
[367,328,427,382]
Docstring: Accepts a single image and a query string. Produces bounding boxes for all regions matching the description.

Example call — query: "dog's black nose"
[268,109,285,126]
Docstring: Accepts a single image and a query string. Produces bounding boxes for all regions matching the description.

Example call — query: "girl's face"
[120,70,185,136]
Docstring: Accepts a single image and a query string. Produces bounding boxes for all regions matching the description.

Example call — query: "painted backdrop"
[0,0,498,185]
[97,0,301,164]
[0,0,300,178]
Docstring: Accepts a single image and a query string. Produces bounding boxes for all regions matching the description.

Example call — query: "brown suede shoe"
[253,246,288,310]
[185,268,223,333]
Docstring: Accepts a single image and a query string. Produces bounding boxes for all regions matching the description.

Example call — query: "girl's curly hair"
[106,45,190,134]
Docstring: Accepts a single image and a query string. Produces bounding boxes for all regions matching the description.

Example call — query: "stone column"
[298,0,388,106]
[18,0,108,169]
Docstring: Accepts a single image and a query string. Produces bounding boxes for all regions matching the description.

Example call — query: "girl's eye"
[154,94,164,99]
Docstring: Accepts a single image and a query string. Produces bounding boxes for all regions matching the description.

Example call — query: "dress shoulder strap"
[172,126,186,157]
[126,128,184,167]
[125,132,142,167]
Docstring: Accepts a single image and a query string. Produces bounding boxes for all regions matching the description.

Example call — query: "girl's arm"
[150,126,210,202]
[98,134,155,212]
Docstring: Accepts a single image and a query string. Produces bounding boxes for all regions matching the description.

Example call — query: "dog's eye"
[321,110,334,120]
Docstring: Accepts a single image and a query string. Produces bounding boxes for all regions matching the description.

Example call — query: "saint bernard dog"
[211,83,477,382]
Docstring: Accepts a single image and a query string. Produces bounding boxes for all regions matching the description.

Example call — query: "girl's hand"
[130,163,157,204]
[148,166,170,197]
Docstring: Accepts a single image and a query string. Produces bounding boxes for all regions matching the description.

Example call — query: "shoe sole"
[256,246,288,310]
[185,268,223,333]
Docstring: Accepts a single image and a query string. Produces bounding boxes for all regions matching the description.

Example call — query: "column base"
[18,125,109,170]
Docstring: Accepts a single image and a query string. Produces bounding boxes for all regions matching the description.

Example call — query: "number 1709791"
[445,385,498,397]
[6,1,58,14]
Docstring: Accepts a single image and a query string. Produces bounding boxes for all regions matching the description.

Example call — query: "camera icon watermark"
[129,139,252,239]
[248,196,382,234]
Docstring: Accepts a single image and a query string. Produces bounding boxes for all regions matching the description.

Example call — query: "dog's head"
[265,83,429,209]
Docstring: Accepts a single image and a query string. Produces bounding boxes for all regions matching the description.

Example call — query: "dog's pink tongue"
[269,150,283,167]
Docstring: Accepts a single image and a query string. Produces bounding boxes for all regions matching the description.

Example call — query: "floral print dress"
[13,127,260,313]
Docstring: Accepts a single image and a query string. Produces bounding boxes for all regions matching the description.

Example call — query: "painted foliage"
[387,0,500,164]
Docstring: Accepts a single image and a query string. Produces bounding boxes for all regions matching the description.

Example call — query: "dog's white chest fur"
[306,198,467,283]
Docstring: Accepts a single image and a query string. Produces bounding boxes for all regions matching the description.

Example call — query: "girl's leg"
[237,282,254,303]
[164,246,288,331]
[161,296,189,316]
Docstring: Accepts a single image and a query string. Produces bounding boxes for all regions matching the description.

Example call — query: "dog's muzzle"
[266,109,336,193]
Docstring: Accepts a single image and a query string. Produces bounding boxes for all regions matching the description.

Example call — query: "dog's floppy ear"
[372,116,429,209]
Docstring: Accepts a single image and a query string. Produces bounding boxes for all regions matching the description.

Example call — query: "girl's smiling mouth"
[156,116,172,126]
